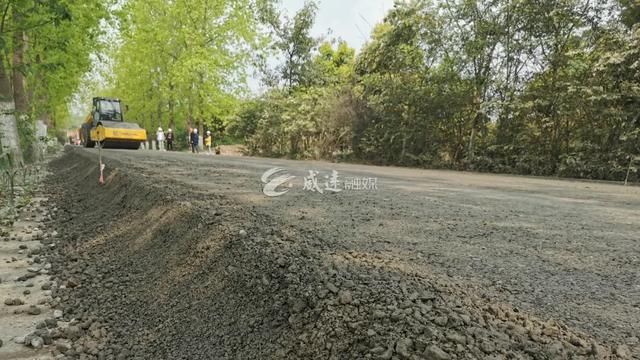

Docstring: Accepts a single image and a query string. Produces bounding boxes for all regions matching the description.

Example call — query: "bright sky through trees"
[280,0,394,50]
[246,0,394,92]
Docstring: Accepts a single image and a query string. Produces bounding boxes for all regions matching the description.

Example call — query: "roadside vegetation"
[231,0,640,182]
[0,1,110,164]
[0,0,638,182]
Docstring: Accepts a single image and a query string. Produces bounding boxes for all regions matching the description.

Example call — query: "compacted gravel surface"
[16,147,639,359]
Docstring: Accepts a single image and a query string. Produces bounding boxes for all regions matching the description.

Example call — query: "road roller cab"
[80,97,147,149]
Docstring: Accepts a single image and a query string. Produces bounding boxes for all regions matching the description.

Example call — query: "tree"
[309,41,355,86]
[441,0,504,160]
[261,1,319,90]
[0,0,109,162]
[353,1,474,165]
[228,0,639,181]
[113,0,267,136]
[620,0,640,28]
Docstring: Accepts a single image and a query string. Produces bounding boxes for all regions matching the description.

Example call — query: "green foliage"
[620,0,640,28]
[231,0,640,182]
[0,0,112,164]
[231,37,357,159]
[308,41,355,86]
[3,0,638,183]
[25,0,109,123]
[231,85,355,159]
[259,1,319,90]
[17,116,36,163]
[171,128,191,151]
[112,0,266,135]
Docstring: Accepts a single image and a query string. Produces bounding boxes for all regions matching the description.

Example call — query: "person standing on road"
[156,127,165,150]
[190,128,199,153]
[166,128,174,151]
[204,130,213,154]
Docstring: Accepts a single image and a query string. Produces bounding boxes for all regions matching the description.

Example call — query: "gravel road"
[37,147,640,359]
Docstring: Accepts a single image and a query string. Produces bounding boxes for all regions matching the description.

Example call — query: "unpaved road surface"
[0,194,56,360]
[36,147,639,359]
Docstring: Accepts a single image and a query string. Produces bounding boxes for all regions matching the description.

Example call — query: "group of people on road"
[188,128,215,154]
[154,127,174,151]
[154,126,218,155]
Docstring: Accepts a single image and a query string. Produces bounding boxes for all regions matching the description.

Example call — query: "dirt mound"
[37,149,631,359]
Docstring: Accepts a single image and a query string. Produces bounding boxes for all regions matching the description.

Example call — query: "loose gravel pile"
[33,150,634,359]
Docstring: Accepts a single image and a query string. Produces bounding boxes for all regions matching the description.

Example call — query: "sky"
[280,0,395,51]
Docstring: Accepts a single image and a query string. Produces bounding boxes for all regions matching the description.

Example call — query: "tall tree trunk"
[468,98,482,162]
[187,89,193,128]
[168,97,174,129]
[156,99,162,129]
[468,125,477,161]
[148,113,153,141]
[0,51,22,164]
[13,20,31,160]
[168,83,175,129]
[13,28,27,114]
[39,113,51,128]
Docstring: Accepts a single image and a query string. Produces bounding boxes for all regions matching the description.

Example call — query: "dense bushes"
[231,1,640,183]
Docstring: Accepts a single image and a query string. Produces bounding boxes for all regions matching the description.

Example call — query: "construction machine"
[79,97,146,149]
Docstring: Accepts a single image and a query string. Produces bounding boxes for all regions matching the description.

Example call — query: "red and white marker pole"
[99,162,105,184]
[96,125,106,185]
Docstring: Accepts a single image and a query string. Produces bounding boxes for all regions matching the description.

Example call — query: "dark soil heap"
[39,149,632,359]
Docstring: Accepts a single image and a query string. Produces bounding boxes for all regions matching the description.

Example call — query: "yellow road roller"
[79,97,146,149]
